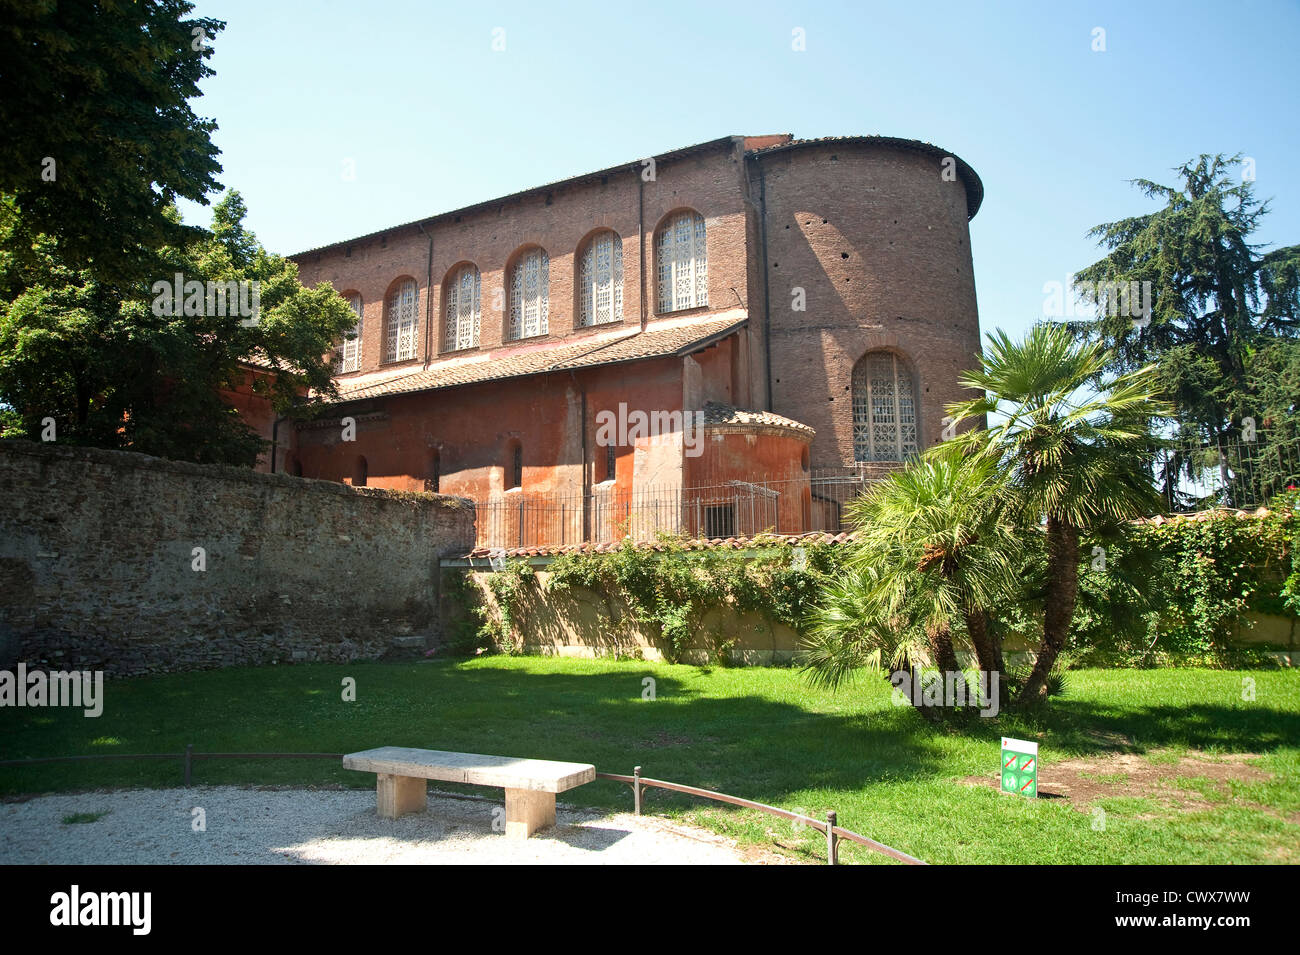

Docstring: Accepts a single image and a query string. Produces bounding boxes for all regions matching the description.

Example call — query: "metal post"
[633,765,642,815]
[826,810,838,865]
[183,744,193,787]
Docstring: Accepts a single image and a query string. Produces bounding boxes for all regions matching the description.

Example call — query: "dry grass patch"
[963,749,1272,814]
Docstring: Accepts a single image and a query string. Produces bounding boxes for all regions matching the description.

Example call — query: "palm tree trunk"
[1019,517,1079,703]
[965,608,1006,708]
[893,654,944,724]
[931,624,960,676]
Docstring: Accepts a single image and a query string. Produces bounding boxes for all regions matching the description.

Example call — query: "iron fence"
[473,466,902,550]
[1155,435,1300,511]
[470,435,1300,551]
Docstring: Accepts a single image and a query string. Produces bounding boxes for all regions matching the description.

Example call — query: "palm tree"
[802,446,1021,715]
[945,323,1167,702]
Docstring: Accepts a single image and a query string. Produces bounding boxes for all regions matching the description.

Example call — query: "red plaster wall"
[291,356,685,500]
[685,429,812,535]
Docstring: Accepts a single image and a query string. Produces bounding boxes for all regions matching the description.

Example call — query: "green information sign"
[1000,737,1038,798]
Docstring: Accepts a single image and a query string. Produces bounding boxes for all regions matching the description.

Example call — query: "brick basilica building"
[279,133,984,546]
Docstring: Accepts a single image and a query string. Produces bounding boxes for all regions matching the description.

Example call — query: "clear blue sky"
[181,0,1300,344]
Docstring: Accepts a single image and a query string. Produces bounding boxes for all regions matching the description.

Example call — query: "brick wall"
[749,140,984,466]
[291,135,984,478]
[0,440,475,675]
[293,138,757,380]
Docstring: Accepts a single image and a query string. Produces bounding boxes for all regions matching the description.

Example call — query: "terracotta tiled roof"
[463,530,857,560]
[237,351,277,371]
[702,401,815,436]
[292,133,982,259]
[1134,507,1273,525]
[292,135,747,258]
[324,314,746,404]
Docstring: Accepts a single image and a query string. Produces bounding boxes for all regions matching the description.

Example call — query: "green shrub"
[1066,490,1298,664]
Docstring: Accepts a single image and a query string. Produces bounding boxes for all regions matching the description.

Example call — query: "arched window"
[656,210,707,313]
[384,280,419,363]
[338,293,363,372]
[508,247,549,340]
[852,351,918,462]
[444,265,481,351]
[578,231,623,326]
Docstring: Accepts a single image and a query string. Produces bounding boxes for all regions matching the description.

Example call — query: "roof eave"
[288,135,746,260]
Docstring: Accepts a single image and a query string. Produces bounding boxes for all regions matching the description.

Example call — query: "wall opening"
[851,351,919,462]
[704,503,735,539]
[506,440,523,490]
[603,442,617,483]
[425,449,441,493]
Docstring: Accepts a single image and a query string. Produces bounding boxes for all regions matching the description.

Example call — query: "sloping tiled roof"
[746,135,984,219]
[237,351,277,371]
[702,401,815,436]
[292,135,745,258]
[325,314,746,404]
[461,530,857,561]
[292,133,983,259]
[1133,507,1274,525]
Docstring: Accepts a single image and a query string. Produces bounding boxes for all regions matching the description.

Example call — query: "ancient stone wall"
[0,440,475,675]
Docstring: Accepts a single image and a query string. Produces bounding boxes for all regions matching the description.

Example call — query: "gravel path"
[0,787,772,865]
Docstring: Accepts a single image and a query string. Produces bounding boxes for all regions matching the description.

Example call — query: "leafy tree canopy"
[0,0,225,283]
[0,192,357,466]
[1073,154,1300,446]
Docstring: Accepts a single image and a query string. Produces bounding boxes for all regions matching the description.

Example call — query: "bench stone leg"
[504,788,555,839]
[376,773,427,819]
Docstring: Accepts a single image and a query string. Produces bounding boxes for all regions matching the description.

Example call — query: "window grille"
[508,248,549,340]
[339,294,363,372]
[852,351,918,462]
[703,503,735,539]
[384,281,419,362]
[445,265,481,351]
[579,231,624,326]
[656,211,707,312]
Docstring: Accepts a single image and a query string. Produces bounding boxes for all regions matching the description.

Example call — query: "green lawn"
[3,659,1297,864]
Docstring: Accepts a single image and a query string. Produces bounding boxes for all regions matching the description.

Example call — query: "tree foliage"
[0,0,225,281]
[0,192,357,465]
[1072,154,1300,498]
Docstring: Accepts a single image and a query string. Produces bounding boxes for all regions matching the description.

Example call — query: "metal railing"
[597,766,925,865]
[470,435,1300,550]
[1155,435,1300,511]
[474,466,902,550]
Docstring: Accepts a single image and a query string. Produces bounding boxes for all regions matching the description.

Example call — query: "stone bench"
[342,746,596,838]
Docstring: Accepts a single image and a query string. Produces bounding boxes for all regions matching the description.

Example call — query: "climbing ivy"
[1066,490,1299,662]
[543,536,846,663]
[482,559,534,655]
[438,568,489,656]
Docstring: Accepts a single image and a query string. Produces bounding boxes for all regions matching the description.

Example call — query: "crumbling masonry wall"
[0,440,475,675]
